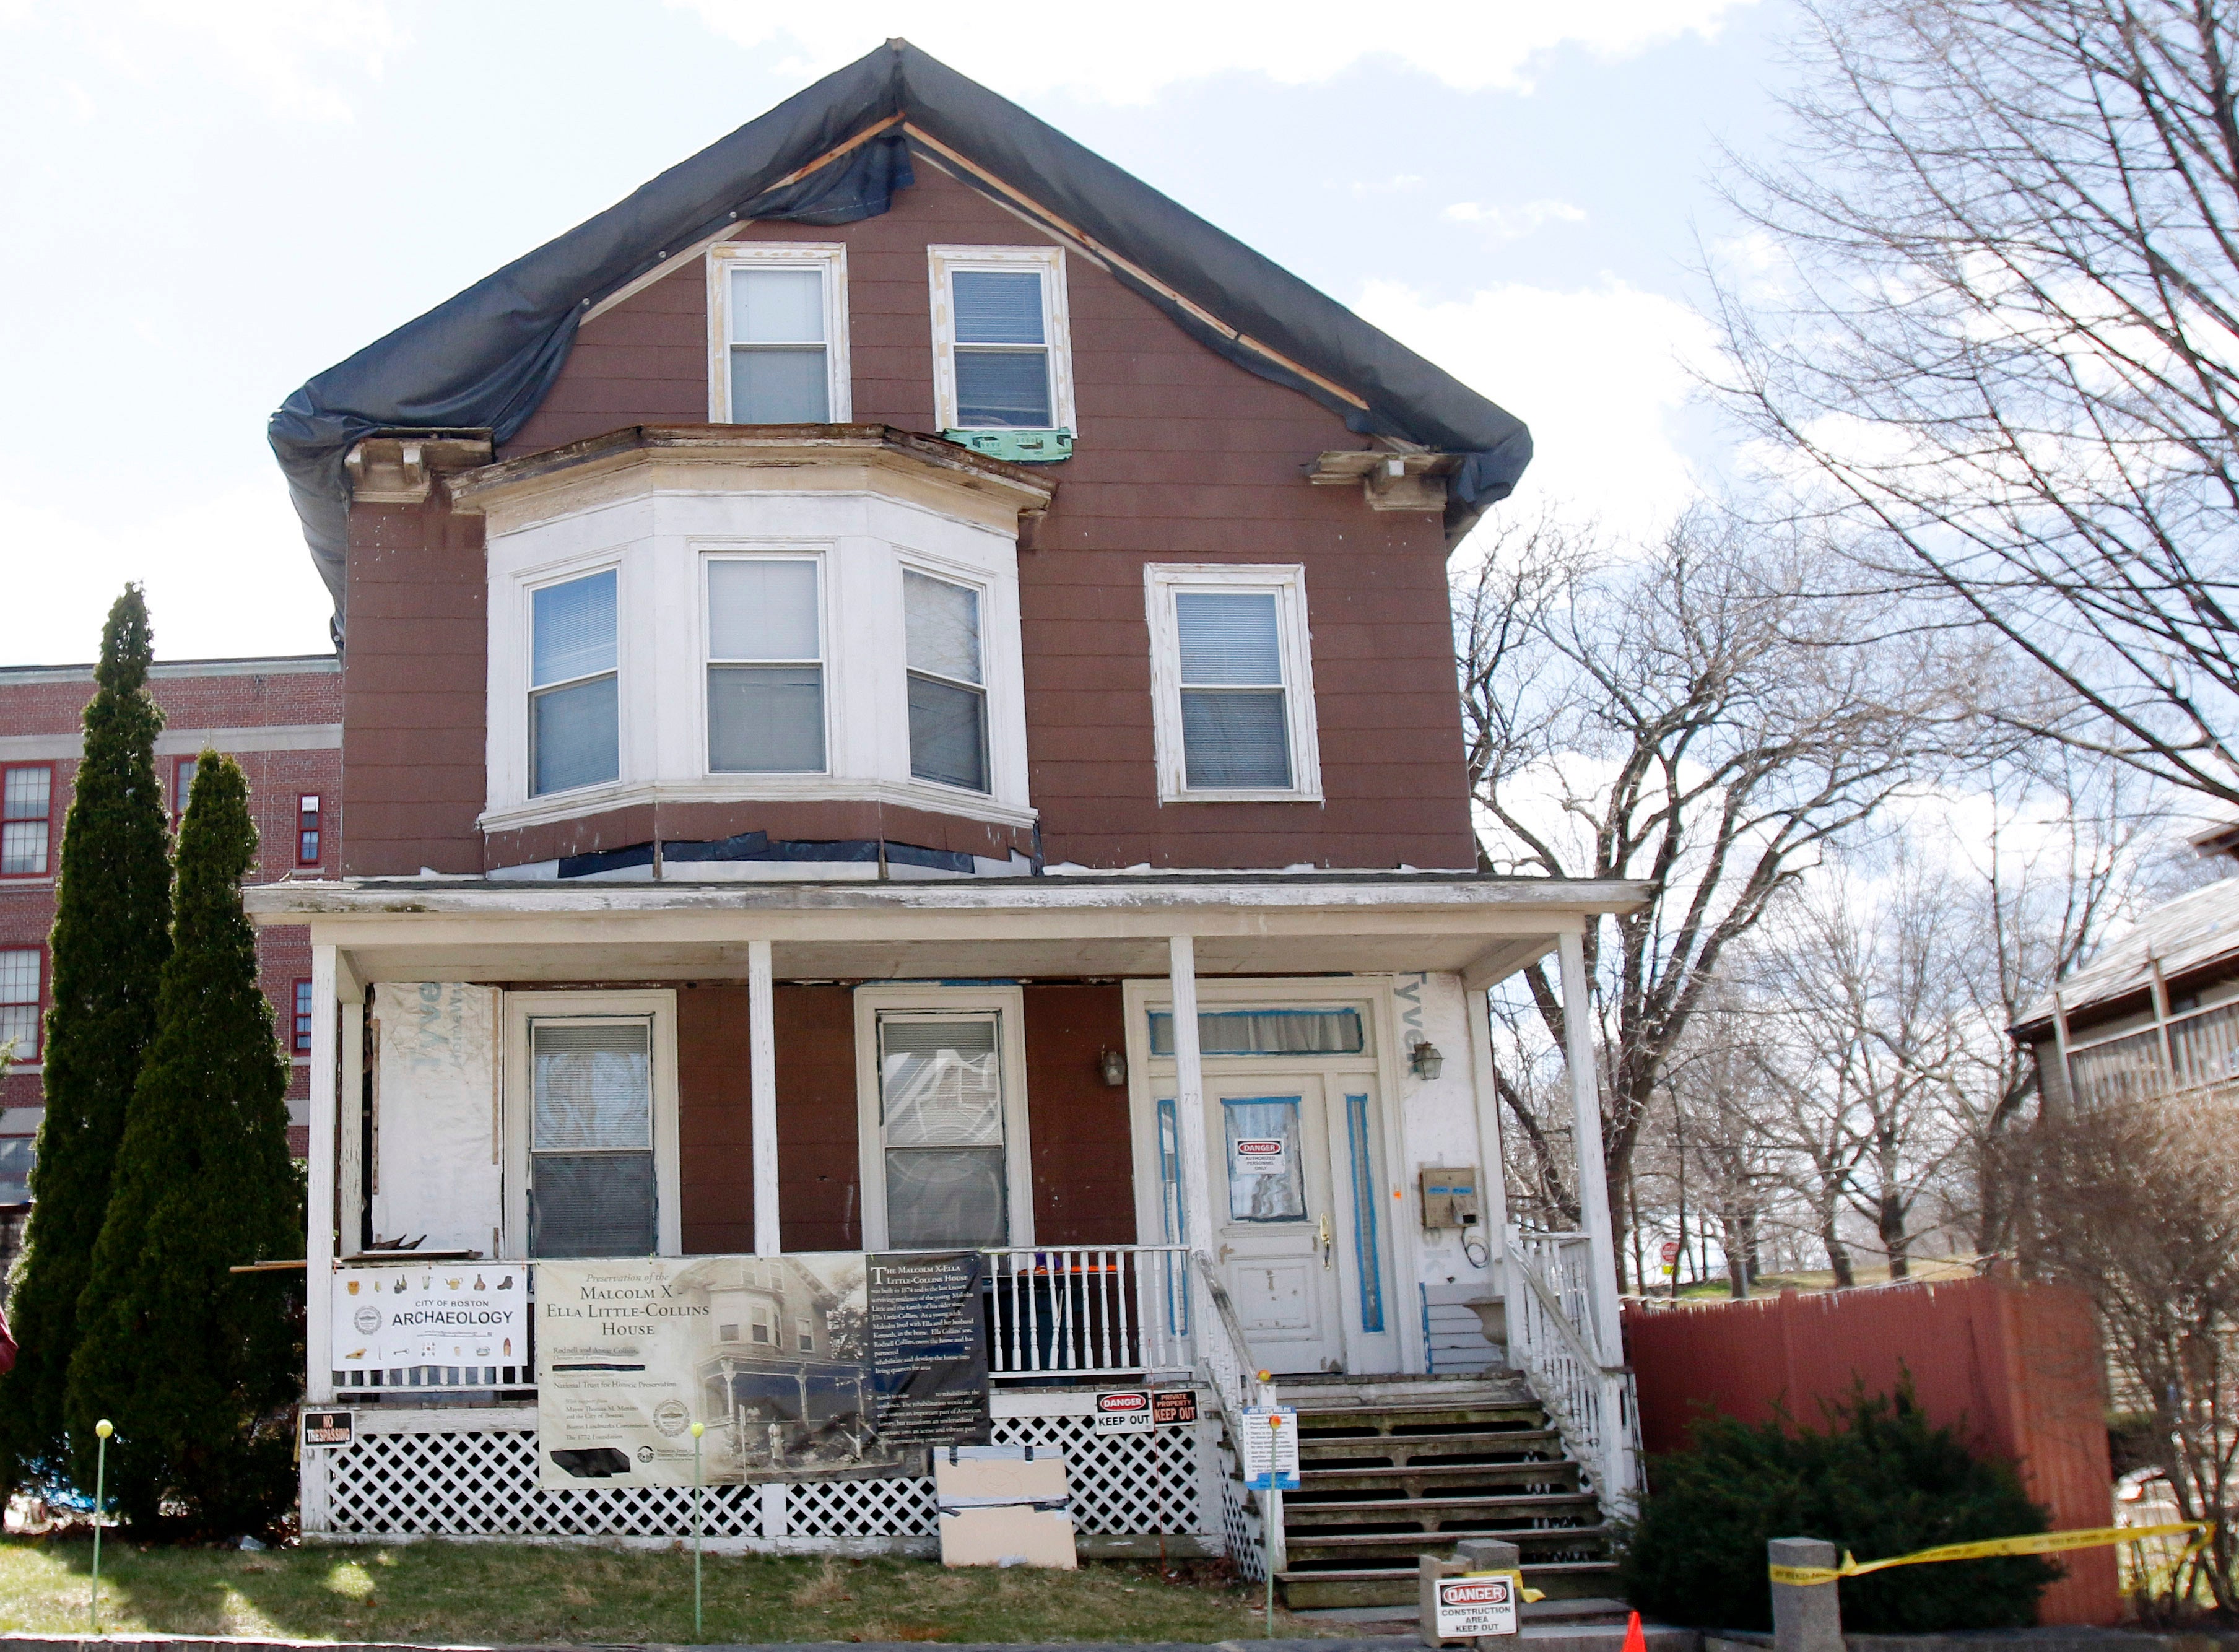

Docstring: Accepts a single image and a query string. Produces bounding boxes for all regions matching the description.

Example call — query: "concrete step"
[1295,1426,1568,1467]
[1284,1524,1612,1570]
[1276,1559,1620,1610]
[1280,1372,1534,1411]
[1289,1402,1551,1436]
[1284,1490,1602,1530]
[1296,1458,1581,1497]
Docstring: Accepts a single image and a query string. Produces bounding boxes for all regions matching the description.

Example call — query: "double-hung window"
[706,557,825,773]
[529,569,619,797]
[904,570,988,793]
[292,979,315,1055]
[172,756,198,824]
[296,794,322,866]
[929,246,1073,436]
[0,947,41,1060]
[1,765,51,877]
[527,1018,656,1258]
[1146,564,1322,802]
[708,243,849,424]
[874,1012,1011,1248]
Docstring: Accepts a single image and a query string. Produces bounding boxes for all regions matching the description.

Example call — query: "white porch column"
[1557,928,1624,1362]
[749,938,780,1258]
[336,993,365,1261]
[305,944,339,1404]
[1167,935,1214,1255]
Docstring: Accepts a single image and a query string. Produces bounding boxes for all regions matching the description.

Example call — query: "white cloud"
[66,0,404,121]
[1353,278,1720,533]
[1443,199,1588,240]
[666,1,1760,102]
[0,479,333,665]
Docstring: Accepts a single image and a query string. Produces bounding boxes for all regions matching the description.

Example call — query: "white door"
[1207,1074,1347,1373]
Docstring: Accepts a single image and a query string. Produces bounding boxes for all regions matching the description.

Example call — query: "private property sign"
[1434,1572,1521,1638]
[1091,1389,1200,1431]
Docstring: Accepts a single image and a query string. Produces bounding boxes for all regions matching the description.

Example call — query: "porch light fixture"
[1098,1048,1128,1088]
[1407,1036,1444,1080]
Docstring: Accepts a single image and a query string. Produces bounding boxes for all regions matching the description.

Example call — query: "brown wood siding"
[1023,985,1136,1245]
[676,983,863,1254]
[342,500,488,876]
[359,157,1476,873]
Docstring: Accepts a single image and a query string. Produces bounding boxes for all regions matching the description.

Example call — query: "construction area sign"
[1435,1572,1521,1638]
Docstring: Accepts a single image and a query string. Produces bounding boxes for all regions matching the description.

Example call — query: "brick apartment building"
[0,653,340,1253]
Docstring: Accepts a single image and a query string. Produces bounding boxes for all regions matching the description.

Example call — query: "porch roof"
[245,871,1648,988]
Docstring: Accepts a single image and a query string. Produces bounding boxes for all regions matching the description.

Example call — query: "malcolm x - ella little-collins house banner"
[534,1252,991,1489]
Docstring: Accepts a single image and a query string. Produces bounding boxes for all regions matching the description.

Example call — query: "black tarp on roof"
[269,40,1531,631]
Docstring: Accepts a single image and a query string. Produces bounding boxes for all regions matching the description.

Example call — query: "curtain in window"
[728,267,828,422]
[529,1020,655,1257]
[531,570,620,796]
[707,559,825,773]
[880,1016,1007,1248]
[1175,591,1289,788]
[1224,1097,1305,1222]
[952,270,1051,427]
[1147,1007,1364,1057]
[905,571,988,792]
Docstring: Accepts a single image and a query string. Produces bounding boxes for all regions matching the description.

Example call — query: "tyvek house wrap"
[370,983,502,1259]
[268,40,1532,635]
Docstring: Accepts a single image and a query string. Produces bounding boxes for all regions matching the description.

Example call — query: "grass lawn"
[0,1537,1333,1643]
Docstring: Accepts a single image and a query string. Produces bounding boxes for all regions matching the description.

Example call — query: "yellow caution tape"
[1460,1568,1549,1603]
[1767,1521,2212,1587]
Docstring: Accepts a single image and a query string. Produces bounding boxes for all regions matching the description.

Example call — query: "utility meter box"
[1419,1166,1482,1232]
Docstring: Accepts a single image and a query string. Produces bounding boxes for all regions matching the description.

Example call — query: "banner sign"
[536,1251,989,1489]
[1092,1389,1201,1431]
[331,1263,529,1391]
[1238,1404,1300,1490]
[1435,1573,1521,1638]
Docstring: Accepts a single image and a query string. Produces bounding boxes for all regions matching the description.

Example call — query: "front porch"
[255,870,1645,1588]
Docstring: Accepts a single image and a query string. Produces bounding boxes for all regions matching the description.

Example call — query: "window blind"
[707,559,824,773]
[1175,590,1289,788]
[952,270,1051,428]
[532,571,617,687]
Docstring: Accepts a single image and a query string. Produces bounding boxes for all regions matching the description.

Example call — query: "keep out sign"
[1092,1389,1201,1431]
[1435,1573,1520,1638]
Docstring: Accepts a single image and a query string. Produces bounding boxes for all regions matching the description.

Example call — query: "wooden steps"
[1261,1373,1613,1610]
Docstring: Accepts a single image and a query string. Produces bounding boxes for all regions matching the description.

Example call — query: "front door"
[1207,1074,1347,1373]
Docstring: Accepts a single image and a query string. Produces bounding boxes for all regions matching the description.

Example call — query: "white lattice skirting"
[309,1406,1217,1552]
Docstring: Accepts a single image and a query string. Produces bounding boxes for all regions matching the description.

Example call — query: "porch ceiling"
[245,872,1648,988]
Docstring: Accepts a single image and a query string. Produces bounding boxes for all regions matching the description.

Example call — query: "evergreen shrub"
[67,751,303,1536]
[1617,1381,2056,1632]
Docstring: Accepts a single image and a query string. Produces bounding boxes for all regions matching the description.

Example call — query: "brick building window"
[1,765,51,877]
[172,755,198,823]
[0,947,42,1061]
[297,795,322,866]
[292,978,315,1054]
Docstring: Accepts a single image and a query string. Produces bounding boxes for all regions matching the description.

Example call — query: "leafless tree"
[2017,1085,2239,1612]
[1713,0,2239,806]
[1458,508,1967,1284]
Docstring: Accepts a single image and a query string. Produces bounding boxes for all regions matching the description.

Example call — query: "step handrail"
[1188,1250,1286,1578]
[1505,1228,1640,1518]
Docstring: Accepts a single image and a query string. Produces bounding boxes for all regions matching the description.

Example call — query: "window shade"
[907,676,989,792]
[955,351,1052,428]
[709,560,819,661]
[1147,1007,1365,1057]
[532,1022,652,1151]
[731,268,824,343]
[533,676,620,795]
[1180,690,1289,789]
[708,666,825,773]
[1176,591,1282,685]
[531,1152,656,1258]
[953,271,1044,344]
[532,571,617,687]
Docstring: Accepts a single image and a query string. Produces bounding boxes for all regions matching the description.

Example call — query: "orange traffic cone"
[1622,1611,1647,1652]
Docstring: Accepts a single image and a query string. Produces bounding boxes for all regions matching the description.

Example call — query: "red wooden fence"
[1622,1274,2117,1625]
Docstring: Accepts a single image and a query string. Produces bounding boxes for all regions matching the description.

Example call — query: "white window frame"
[853,985,1035,1252]
[701,549,832,778]
[899,559,992,798]
[927,245,1075,434]
[706,242,852,424]
[524,559,625,802]
[502,990,681,1258]
[1144,562,1323,804]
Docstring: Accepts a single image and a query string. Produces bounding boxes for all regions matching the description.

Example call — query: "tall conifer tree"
[69,752,302,1532]
[0,588,171,1495]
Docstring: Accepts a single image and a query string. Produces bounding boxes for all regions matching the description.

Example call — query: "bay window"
[904,570,988,793]
[707,557,825,773]
[529,569,619,797]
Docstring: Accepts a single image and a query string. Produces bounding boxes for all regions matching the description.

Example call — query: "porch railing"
[981,1245,1195,1381]
[1504,1225,1640,1517]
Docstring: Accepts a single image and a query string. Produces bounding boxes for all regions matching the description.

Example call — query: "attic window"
[929,245,1074,456]
[706,243,851,424]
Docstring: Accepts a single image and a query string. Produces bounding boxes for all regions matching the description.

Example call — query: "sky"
[0,0,1795,666]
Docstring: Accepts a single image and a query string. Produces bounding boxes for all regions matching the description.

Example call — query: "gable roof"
[2015,874,2239,1036]
[269,40,1532,632]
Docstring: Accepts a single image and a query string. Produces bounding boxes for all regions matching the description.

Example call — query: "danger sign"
[1435,1572,1520,1637]
[1234,1139,1287,1175]
[1092,1389,1201,1430]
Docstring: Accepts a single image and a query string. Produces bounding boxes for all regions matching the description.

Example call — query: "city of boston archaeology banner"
[535,1251,990,1488]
